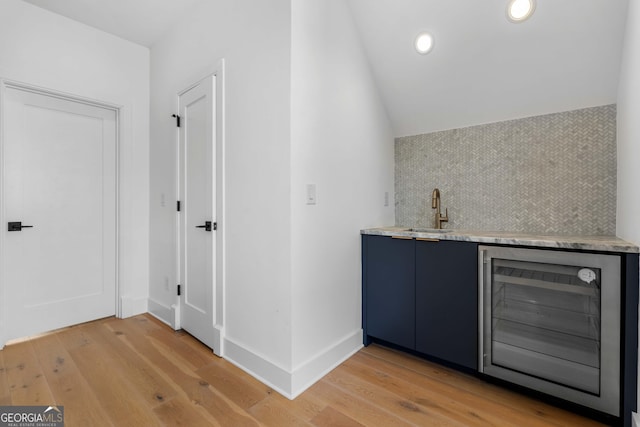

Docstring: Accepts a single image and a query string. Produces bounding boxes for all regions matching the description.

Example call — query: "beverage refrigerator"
[479,245,621,416]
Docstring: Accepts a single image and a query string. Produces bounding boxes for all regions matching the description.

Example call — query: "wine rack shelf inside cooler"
[490,257,601,395]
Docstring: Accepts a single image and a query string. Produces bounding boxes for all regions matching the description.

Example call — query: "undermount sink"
[408,228,453,233]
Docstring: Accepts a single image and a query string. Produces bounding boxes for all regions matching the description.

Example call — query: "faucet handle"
[440,209,449,230]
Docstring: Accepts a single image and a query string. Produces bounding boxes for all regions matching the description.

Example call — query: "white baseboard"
[212,325,223,356]
[120,296,148,318]
[147,311,173,328]
[290,329,363,398]
[171,303,181,330]
[223,336,293,398]
[148,299,221,344]
[147,298,174,328]
[223,329,363,399]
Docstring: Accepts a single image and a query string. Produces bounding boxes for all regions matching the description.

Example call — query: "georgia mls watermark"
[0,406,64,427]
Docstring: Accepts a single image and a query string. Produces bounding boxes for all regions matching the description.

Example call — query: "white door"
[2,85,117,344]
[178,76,219,353]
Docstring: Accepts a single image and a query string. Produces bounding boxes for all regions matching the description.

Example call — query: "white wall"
[149,0,294,391]
[149,0,393,397]
[290,0,395,395]
[0,0,150,334]
[617,0,640,413]
[618,1,640,244]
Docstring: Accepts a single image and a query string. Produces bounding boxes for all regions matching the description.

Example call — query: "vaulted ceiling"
[346,0,630,136]
[23,0,630,137]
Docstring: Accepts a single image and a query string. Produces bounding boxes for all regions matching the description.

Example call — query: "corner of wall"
[288,0,393,396]
[290,329,363,398]
[223,337,294,397]
[119,296,148,318]
[147,298,176,329]
[222,329,362,399]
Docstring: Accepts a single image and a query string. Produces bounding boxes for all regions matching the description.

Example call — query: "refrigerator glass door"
[480,246,620,416]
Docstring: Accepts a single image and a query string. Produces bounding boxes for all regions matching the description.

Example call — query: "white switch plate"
[306,184,317,205]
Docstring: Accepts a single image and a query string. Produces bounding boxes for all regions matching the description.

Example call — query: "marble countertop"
[361,226,640,253]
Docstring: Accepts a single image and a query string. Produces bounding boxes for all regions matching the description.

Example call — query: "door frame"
[174,59,225,355]
[0,79,123,348]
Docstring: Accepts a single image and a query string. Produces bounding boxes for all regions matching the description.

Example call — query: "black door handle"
[8,222,34,232]
[195,221,212,232]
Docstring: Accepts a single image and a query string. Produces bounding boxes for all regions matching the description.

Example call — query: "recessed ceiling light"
[507,0,536,23]
[415,32,434,55]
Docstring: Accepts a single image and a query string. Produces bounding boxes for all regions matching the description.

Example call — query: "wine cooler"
[479,246,621,416]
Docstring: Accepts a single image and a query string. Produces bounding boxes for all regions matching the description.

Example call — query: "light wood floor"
[0,314,607,426]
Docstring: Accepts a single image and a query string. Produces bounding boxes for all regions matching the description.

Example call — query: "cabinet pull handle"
[391,236,413,240]
[416,237,439,242]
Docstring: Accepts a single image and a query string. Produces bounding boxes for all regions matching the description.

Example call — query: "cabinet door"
[415,240,478,369]
[364,235,415,349]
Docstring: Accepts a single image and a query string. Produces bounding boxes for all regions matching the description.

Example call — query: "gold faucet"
[431,188,449,229]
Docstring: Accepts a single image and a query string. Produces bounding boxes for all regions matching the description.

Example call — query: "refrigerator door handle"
[478,249,485,372]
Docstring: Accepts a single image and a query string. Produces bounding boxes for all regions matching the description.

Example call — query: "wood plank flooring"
[0,314,607,426]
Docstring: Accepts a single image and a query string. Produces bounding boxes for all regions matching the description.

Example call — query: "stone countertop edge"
[361,227,640,254]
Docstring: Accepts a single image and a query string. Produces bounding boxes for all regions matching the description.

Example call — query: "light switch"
[306,184,317,205]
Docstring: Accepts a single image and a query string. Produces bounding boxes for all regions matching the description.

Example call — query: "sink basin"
[408,228,453,233]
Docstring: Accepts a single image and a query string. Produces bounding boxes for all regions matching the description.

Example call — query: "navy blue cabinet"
[362,234,478,369]
[363,235,415,349]
[415,240,478,370]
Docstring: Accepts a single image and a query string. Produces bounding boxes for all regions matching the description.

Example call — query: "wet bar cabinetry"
[363,235,415,349]
[361,228,638,427]
[362,234,478,369]
[415,238,477,369]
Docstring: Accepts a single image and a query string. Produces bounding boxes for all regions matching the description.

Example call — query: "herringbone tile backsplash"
[395,105,617,235]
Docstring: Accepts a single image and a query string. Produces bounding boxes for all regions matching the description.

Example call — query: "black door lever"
[195,221,212,232]
[8,222,34,232]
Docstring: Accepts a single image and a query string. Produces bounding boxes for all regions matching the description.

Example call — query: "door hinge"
[177,284,181,296]
[177,201,181,212]
[172,114,181,128]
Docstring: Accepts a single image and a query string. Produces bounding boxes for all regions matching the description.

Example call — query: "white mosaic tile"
[395,105,617,236]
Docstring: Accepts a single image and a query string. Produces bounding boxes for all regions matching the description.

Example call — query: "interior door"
[2,84,117,344]
[178,76,218,353]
